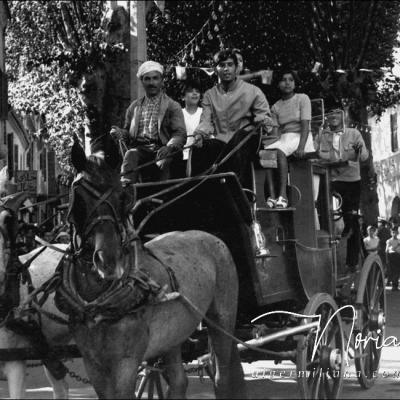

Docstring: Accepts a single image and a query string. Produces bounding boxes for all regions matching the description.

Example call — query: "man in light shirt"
[317,108,369,272]
[191,48,273,188]
[386,227,400,291]
[363,225,379,255]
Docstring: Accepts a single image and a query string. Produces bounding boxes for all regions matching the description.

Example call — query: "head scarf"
[137,61,164,79]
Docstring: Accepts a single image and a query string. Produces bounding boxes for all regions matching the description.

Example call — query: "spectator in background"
[377,218,391,274]
[386,226,400,291]
[44,231,53,243]
[233,48,272,84]
[55,231,70,244]
[363,225,379,255]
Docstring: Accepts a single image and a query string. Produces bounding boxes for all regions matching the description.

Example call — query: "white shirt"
[364,235,379,254]
[182,107,202,160]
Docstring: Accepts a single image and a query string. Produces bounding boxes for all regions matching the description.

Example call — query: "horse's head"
[69,137,131,281]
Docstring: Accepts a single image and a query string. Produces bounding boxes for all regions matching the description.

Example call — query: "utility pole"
[107,0,147,101]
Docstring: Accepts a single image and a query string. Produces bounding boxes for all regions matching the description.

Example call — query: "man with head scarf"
[111,61,186,184]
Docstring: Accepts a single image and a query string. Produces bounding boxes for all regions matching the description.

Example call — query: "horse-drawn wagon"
[0,103,385,399]
[129,150,385,399]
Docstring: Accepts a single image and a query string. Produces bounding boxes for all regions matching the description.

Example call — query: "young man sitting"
[191,49,273,189]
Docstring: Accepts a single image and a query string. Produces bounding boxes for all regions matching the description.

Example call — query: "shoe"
[266,197,277,208]
[276,196,288,208]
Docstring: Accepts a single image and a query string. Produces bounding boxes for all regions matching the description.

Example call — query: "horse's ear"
[71,135,87,172]
[91,134,122,170]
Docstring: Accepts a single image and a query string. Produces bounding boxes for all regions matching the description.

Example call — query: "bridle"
[68,176,127,253]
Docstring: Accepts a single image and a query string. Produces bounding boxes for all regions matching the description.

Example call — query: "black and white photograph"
[0,0,400,398]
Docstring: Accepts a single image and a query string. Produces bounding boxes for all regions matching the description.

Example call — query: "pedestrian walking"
[386,227,400,291]
[377,218,391,277]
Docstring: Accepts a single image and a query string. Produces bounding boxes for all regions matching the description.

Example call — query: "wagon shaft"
[0,344,81,361]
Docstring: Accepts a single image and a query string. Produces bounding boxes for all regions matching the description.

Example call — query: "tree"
[6,0,129,172]
[147,0,400,223]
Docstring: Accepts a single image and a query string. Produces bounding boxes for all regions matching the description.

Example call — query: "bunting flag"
[175,66,215,80]
[175,0,224,63]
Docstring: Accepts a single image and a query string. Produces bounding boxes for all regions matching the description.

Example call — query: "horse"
[61,138,246,399]
[0,188,71,399]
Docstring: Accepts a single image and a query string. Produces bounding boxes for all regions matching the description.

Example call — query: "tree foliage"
[6,0,108,172]
[148,0,400,118]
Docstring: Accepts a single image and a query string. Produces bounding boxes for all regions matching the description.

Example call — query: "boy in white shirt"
[182,82,203,161]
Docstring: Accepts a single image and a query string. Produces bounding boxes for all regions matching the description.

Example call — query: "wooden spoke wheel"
[354,256,386,389]
[297,293,345,399]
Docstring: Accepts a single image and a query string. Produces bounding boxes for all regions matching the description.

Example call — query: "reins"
[131,124,261,235]
[120,135,198,176]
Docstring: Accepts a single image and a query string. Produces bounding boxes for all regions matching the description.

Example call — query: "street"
[0,288,399,399]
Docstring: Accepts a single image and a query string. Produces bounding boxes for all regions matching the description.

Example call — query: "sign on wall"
[15,170,37,192]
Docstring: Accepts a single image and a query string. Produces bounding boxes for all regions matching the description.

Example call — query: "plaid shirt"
[137,94,162,144]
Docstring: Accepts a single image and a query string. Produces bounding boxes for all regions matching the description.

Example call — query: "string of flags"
[174,65,274,84]
[175,0,226,63]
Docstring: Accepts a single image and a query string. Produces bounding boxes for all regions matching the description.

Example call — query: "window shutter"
[391,113,398,152]
[47,150,56,195]
[0,70,7,121]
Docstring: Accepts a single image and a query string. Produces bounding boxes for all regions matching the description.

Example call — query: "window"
[391,113,398,152]
[7,134,13,178]
[0,70,8,121]
[40,149,47,182]
[13,145,18,174]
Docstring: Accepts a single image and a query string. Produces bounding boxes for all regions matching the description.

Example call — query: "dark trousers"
[332,180,362,268]
[190,128,259,190]
[121,146,173,184]
[388,253,400,289]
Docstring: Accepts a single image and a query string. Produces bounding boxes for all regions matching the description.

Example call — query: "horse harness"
[55,175,178,323]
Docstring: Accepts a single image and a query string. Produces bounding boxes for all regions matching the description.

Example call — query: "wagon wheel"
[354,255,386,389]
[296,293,345,399]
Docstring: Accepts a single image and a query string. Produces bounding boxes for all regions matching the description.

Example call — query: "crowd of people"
[363,218,400,291]
[109,47,371,273]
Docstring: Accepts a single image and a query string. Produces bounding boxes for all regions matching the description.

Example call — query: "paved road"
[0,289,400,399]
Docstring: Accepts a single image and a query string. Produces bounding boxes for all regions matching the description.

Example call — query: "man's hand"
[110,126,127,141]
[353,142,362,156]
[157,145,175,160]
[294,146,306,159]
[193,133,203,148]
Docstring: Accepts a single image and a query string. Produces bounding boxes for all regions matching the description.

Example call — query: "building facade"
[370,106,400,220]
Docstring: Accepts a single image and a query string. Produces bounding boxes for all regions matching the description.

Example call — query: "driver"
[111,61,186,184]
